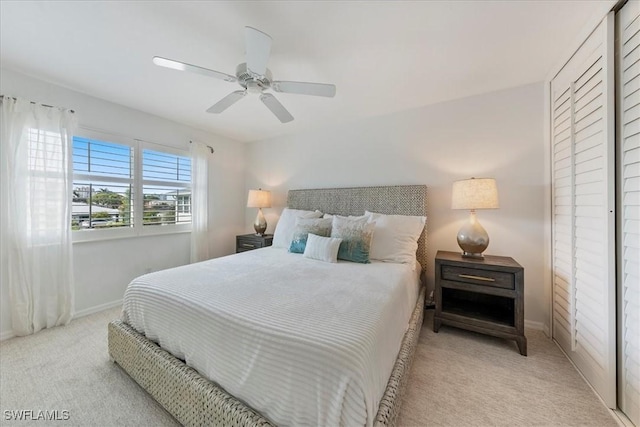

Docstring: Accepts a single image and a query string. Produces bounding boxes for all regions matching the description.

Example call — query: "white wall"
[245,82,549,329]
[0,68,246,339]
[0,72,549,337]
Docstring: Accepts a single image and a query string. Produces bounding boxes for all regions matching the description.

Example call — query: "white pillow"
[303,233,342,263]
[365,210,426,268]
[272,208,323,248]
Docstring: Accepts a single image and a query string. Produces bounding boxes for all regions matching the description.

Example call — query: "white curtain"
[190,141,210,263]
[0,97,77,336]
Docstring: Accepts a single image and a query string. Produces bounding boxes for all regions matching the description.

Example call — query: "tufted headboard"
[287,185,428,276]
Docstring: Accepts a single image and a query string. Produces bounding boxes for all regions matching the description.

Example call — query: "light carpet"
[0,308,617,426]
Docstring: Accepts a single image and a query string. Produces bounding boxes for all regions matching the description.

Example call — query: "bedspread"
[122,247,420,427]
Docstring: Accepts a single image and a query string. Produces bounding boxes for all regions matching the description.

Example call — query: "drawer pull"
[241,243,256,248]
[458,274,496,282]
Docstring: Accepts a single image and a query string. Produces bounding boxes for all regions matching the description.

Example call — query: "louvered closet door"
[617,1,640,424]
[551,12,617,407]
[552,83,574,347]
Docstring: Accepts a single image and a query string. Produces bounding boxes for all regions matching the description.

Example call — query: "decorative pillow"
[289,218,332,253]
[273,208,323,248]
[323,213,366,220]
[330,215,375,263]
[303,233,342,263]
[365,210,426,269]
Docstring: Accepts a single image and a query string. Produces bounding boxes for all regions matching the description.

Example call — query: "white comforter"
[122,247,420,427]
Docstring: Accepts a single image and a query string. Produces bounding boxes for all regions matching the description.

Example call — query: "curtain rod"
[0,98,213,154]
[0,95,75,114]
[190,140,215,154]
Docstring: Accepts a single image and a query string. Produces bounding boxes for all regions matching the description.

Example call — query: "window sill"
[72,225,191,244]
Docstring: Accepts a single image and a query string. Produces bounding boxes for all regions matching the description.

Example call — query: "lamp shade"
[451,178,499,210]
[247,189,272,208]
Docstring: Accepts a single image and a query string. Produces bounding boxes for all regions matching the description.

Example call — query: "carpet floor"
[0,308,617,426]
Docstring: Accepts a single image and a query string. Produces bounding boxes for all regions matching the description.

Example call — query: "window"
[142,149,192,227]
[72,137,133,231]
[71,131,191,241]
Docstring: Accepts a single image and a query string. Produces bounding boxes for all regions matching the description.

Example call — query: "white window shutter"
[551,12,617,407]
[617,1,640,424]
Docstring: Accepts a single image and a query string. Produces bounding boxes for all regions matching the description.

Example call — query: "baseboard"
[0,329,15,342]
[74,299,122,319]
[4,311,549,339]
[524,319,545,331]
[0,300,122,342]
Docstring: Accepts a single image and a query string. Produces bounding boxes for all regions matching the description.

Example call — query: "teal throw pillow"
[289,218,332,253]
[330,215,375,263]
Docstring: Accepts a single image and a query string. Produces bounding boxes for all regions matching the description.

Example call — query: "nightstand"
[236,234,273,253]
[434,250,527,356]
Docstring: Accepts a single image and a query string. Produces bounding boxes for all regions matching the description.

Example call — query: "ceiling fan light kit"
[153,26,336,123]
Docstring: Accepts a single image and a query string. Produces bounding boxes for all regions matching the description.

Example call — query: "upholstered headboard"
[287,185,428,275]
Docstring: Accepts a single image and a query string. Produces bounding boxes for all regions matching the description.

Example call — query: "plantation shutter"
[617,1,640,424]
[551,12,617,407]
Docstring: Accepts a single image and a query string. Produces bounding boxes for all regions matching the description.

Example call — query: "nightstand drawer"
[237,241,259,251]
[236,234,273,253]
[441,265,514,290]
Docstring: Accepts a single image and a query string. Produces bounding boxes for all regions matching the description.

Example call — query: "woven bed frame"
[108,185,427,426]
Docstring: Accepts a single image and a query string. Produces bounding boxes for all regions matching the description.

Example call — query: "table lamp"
[247,189,271,236]
[451,178,499,258]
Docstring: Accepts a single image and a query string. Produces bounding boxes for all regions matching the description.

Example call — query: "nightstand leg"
[433,317,441,333]
[516,336,527,356]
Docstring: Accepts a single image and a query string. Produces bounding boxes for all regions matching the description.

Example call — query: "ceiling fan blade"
[206,91,246,113]
[272,81,336,98]
[260,93,293,123]
[245,27,272,76]
[153,56,237,83]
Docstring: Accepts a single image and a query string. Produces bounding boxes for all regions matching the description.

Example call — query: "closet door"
[551,12,617,407]
[617,1,640,424]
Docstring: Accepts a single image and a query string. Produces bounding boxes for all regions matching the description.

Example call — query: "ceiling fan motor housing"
[236,63,272,93]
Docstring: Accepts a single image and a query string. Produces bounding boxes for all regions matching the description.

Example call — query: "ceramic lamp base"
[457,211,489,258]
[254,208,267,236]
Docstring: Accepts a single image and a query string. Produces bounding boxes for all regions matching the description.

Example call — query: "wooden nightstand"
[434,250,527,356]
[236,234,273,253]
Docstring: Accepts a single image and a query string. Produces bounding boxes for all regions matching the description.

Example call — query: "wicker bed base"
[108,286,424,427]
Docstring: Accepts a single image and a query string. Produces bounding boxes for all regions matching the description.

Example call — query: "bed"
[108,185,427,426]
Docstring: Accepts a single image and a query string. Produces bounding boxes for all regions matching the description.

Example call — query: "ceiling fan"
[153,27,336,123]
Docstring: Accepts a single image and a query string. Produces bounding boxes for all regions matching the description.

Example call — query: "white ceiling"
[1,1,611,142]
